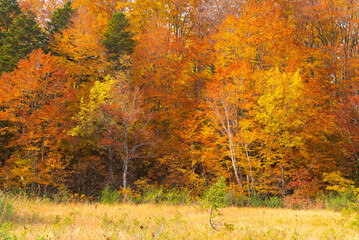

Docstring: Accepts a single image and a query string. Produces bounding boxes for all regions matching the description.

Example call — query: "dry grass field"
[1,197,357,239]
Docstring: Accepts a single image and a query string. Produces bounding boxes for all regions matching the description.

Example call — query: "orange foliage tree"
[0,49,75,195]
[50,6,107,88]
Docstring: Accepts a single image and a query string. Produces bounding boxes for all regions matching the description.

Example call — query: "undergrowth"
[0,192,17,223]
[7,186,359,212]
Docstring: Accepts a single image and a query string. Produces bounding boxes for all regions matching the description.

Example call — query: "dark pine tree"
[0,0,21,37]
[103,12,135,69]
[0,12,46,74]
[47,0,74,39]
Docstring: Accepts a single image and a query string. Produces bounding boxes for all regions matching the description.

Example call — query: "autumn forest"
[0,0,358,201]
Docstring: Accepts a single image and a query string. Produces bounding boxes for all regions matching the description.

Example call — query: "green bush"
[160,189,190,205]
[0,223,17,240]
[203,177,228,209]
[225,190,247,207]
[0,222,18,240]
[138,187,162,204]
[247,194,263,207]
[100,186,120,204]
[247,194,283,208]
[137,187,191,205]
[0,192,16,223]
[263,196,283,208]
[322,191,358,211]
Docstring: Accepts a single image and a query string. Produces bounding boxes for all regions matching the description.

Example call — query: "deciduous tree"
[0,49,75,195]
[72,72,151,189]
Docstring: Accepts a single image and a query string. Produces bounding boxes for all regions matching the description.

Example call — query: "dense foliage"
[0,0,358,200]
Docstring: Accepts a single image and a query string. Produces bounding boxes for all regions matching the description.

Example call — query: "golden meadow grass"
[3,197,358,239]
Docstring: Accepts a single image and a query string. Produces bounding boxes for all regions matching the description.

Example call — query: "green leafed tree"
[103,12,135,68]
[0,0,21,36]
[47,0,74,39]
[0,11,46,74]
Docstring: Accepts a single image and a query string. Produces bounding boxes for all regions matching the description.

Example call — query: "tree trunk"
[280,162,285,197]
[228,133,242,189]
[245,144,255,196]
[108,146,114,185]
[123,161,128,190]
[123,119,129,190]
[246,175,251,197]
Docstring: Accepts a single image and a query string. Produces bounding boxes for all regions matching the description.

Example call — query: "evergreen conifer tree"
[0,0,21,37]
[103,12,135,69]
[0,12,46,74]
[47,0,74,39]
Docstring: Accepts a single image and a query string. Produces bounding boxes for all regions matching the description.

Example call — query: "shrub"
[263,196,283,208]
[0,192,16,223]
[136,187,191,205]
[202,177,229,230]
[100,186,120,204]
[283,195,312,209]
[225,190,247,207]
[160,189,190,205]
[203,177,228,209]
[0,223,17,240]
[247,194,283,208]
[322,191,358,212]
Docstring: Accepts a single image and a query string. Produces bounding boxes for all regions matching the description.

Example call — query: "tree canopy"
[0,0,358,199]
